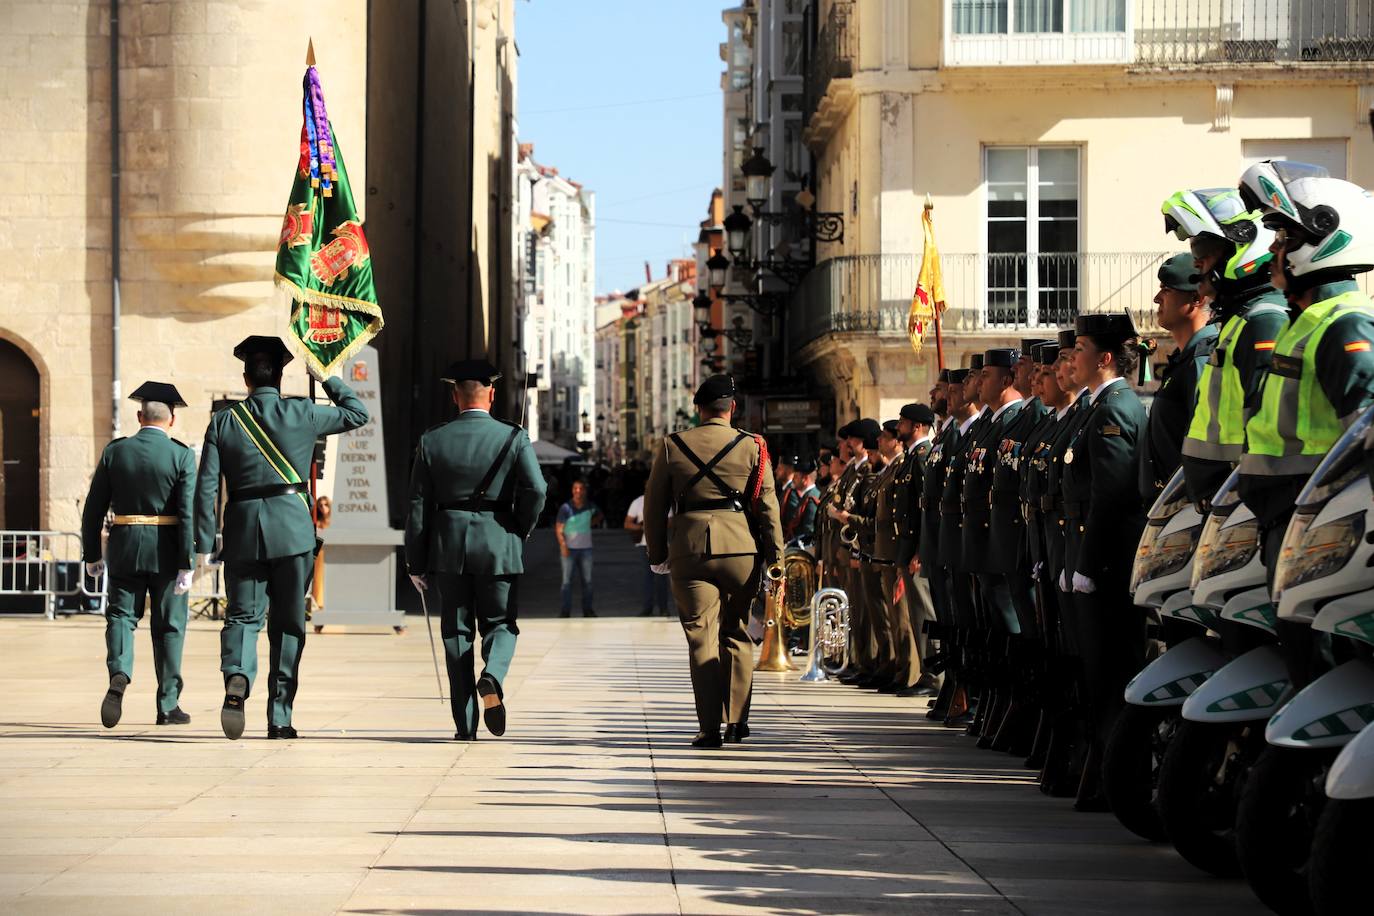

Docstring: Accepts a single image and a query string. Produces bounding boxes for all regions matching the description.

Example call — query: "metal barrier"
[0,530,106,620]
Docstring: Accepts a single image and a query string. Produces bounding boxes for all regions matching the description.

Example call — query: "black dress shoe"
[638,609,655,617]
[724,723,751,743]
[944,709,976,729]
[477,674,506,736]
[454,732,477,741]
[898,684,939,698]
[101,673,130,728]
[221,674,248,740]
[691,730,723,748]
[266,725,299,740]
[559,610,571,618]
[156,707,191,725]
[583,609,598,618]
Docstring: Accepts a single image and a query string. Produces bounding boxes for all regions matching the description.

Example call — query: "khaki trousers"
[670,555,760,732]
[881,566,922,688]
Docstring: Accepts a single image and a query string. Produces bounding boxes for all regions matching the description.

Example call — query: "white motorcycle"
[1103,469,1209,841]
[1155,469,1291,878]
[1235,405,1374,915]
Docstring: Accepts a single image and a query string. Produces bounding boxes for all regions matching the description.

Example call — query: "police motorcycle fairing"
[1155,467,1285,879]
[1101,471,1208,842]
[1236,406,1374,916]
[1311,719,1374,916]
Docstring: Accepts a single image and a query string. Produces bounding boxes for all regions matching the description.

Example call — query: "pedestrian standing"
[555,479,603,618]
[624,490,672,617]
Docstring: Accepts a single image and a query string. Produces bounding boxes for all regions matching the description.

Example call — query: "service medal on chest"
[1064,447,1074,465]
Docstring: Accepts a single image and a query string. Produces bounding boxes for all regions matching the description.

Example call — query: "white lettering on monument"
[330,345,389,527]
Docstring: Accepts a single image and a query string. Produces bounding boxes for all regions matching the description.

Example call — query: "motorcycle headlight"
[1193,517,1261,584]
[1131,523,1202,592]
[1274,511,1366,598]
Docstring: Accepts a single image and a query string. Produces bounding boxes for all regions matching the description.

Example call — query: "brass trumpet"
[755,562,792,672]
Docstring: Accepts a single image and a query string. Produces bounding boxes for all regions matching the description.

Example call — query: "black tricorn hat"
[948,368,970,384]
[1032,342,1061,365]
[693,373,736,406]
[881,419,901,437]
[1020,337,1053,354]
[233,335,294,367]
[900,403,935,425]
[129,381,187,409]
[969,353,985,371]
[1074,312,1139,341]
[837,421,855,439]
[937,368,951,383]
[1057,328,1077,349]
[984,347,1019,369]
[441,359,502,386]
[794,456,817,474]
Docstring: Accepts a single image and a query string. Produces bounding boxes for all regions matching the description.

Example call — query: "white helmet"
[1161,187,1275,288]
[1238,160,1374,282]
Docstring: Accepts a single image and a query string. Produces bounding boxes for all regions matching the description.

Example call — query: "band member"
[194,336,368,740]
[405,360,547,740]
[643,374,784,748]
[82,381,196,728]
[783,457,821,540]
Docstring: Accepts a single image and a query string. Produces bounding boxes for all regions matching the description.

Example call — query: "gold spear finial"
[306,38,316,67]
[924,192,934,211]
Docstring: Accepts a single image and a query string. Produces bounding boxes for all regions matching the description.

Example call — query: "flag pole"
[925,193,945,370]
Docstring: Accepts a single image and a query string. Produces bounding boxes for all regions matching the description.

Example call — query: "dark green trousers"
[104,571,187,715]
[434,573,521,735]
[220,552,312,727]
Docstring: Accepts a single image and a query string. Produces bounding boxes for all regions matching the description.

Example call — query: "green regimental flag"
[274,56,383,378]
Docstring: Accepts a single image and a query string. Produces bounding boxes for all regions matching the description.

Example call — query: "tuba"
[800,587,850,682]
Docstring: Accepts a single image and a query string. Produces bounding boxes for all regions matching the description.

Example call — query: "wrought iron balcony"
[804,0,857,125]
[943,0,1374,67]
[1136,0,1374,65]
[787,251,1171,354]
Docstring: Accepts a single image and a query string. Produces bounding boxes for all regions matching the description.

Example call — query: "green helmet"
[1161,187,1275,286]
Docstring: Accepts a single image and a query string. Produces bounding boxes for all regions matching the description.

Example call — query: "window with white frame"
[953,0,1126,34]
[985,146,1080,327]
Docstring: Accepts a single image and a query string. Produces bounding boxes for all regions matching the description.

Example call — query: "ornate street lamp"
[723,205,753,261]
[706,252,730,291]
[741,146,774,211]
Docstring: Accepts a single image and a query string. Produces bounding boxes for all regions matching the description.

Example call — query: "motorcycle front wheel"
[1101,704,1174,841]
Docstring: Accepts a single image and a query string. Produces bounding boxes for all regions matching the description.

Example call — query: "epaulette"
[170,437,190,449]
[498,418,524,431]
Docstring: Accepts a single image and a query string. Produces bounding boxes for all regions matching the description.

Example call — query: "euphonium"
[754,562,793,672]
[800,587,851,682]
[780,545,817,629]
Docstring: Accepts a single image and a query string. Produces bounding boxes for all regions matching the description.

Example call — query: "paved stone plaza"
[0,614,1263,915]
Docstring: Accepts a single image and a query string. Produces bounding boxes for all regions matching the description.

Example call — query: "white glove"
[85,561,105,579]
[174,569,194,595]
[1057,568,1069,592]
[650,561,671,575]
[409,573,429,593]
[1032,560,1043,582]
[1072,572,1097,594]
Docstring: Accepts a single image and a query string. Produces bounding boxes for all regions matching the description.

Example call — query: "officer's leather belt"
[868,557,896,567]
[230,483,306,503]
[680,497,744,512]
[111,514,178,526]
[439,499,512,513]
[1064,500,1087,520]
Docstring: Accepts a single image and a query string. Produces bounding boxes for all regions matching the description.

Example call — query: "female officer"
[1059,312,1149,810]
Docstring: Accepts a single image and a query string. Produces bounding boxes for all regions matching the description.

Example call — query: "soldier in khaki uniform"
[644,375,784,748]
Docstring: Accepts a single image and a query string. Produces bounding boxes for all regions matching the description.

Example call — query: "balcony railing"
[804,0,857,124]
[788,251,1169,354]
[1136,0,1374,65]
[944,0,1374,67]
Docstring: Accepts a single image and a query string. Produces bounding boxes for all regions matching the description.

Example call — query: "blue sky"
[515,1,724,295]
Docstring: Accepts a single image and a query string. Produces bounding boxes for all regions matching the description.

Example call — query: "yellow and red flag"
[907,202,945,362]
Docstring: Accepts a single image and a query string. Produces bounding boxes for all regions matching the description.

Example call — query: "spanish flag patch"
[1345,340,1371,353]
[1254,341,1276,351]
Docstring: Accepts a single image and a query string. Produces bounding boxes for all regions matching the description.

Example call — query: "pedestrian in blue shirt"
[555,479,603,617]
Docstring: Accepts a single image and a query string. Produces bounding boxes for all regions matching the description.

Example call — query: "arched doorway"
[0,338,40,530]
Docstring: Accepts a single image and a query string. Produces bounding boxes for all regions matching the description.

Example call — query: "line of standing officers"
[810,160,1374,812]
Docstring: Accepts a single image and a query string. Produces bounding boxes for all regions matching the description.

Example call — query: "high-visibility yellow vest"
[1242,291,1374,477]
[1183,302,1287,462]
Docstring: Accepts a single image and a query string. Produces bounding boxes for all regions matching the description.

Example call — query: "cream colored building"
[796,0,1374,421]
[0,0,517,534]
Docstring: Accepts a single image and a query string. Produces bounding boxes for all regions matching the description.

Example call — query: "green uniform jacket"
[1061,380,1148,583]
[987,396,1049,574]
[918,422,958,575]
[894,437,932,567]
[962,400,1028,572]
[81,427,197,576]
[938,411,985,572]
[405,411,547,576]
[194,378,369,562]
[1141,323,1217,501]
